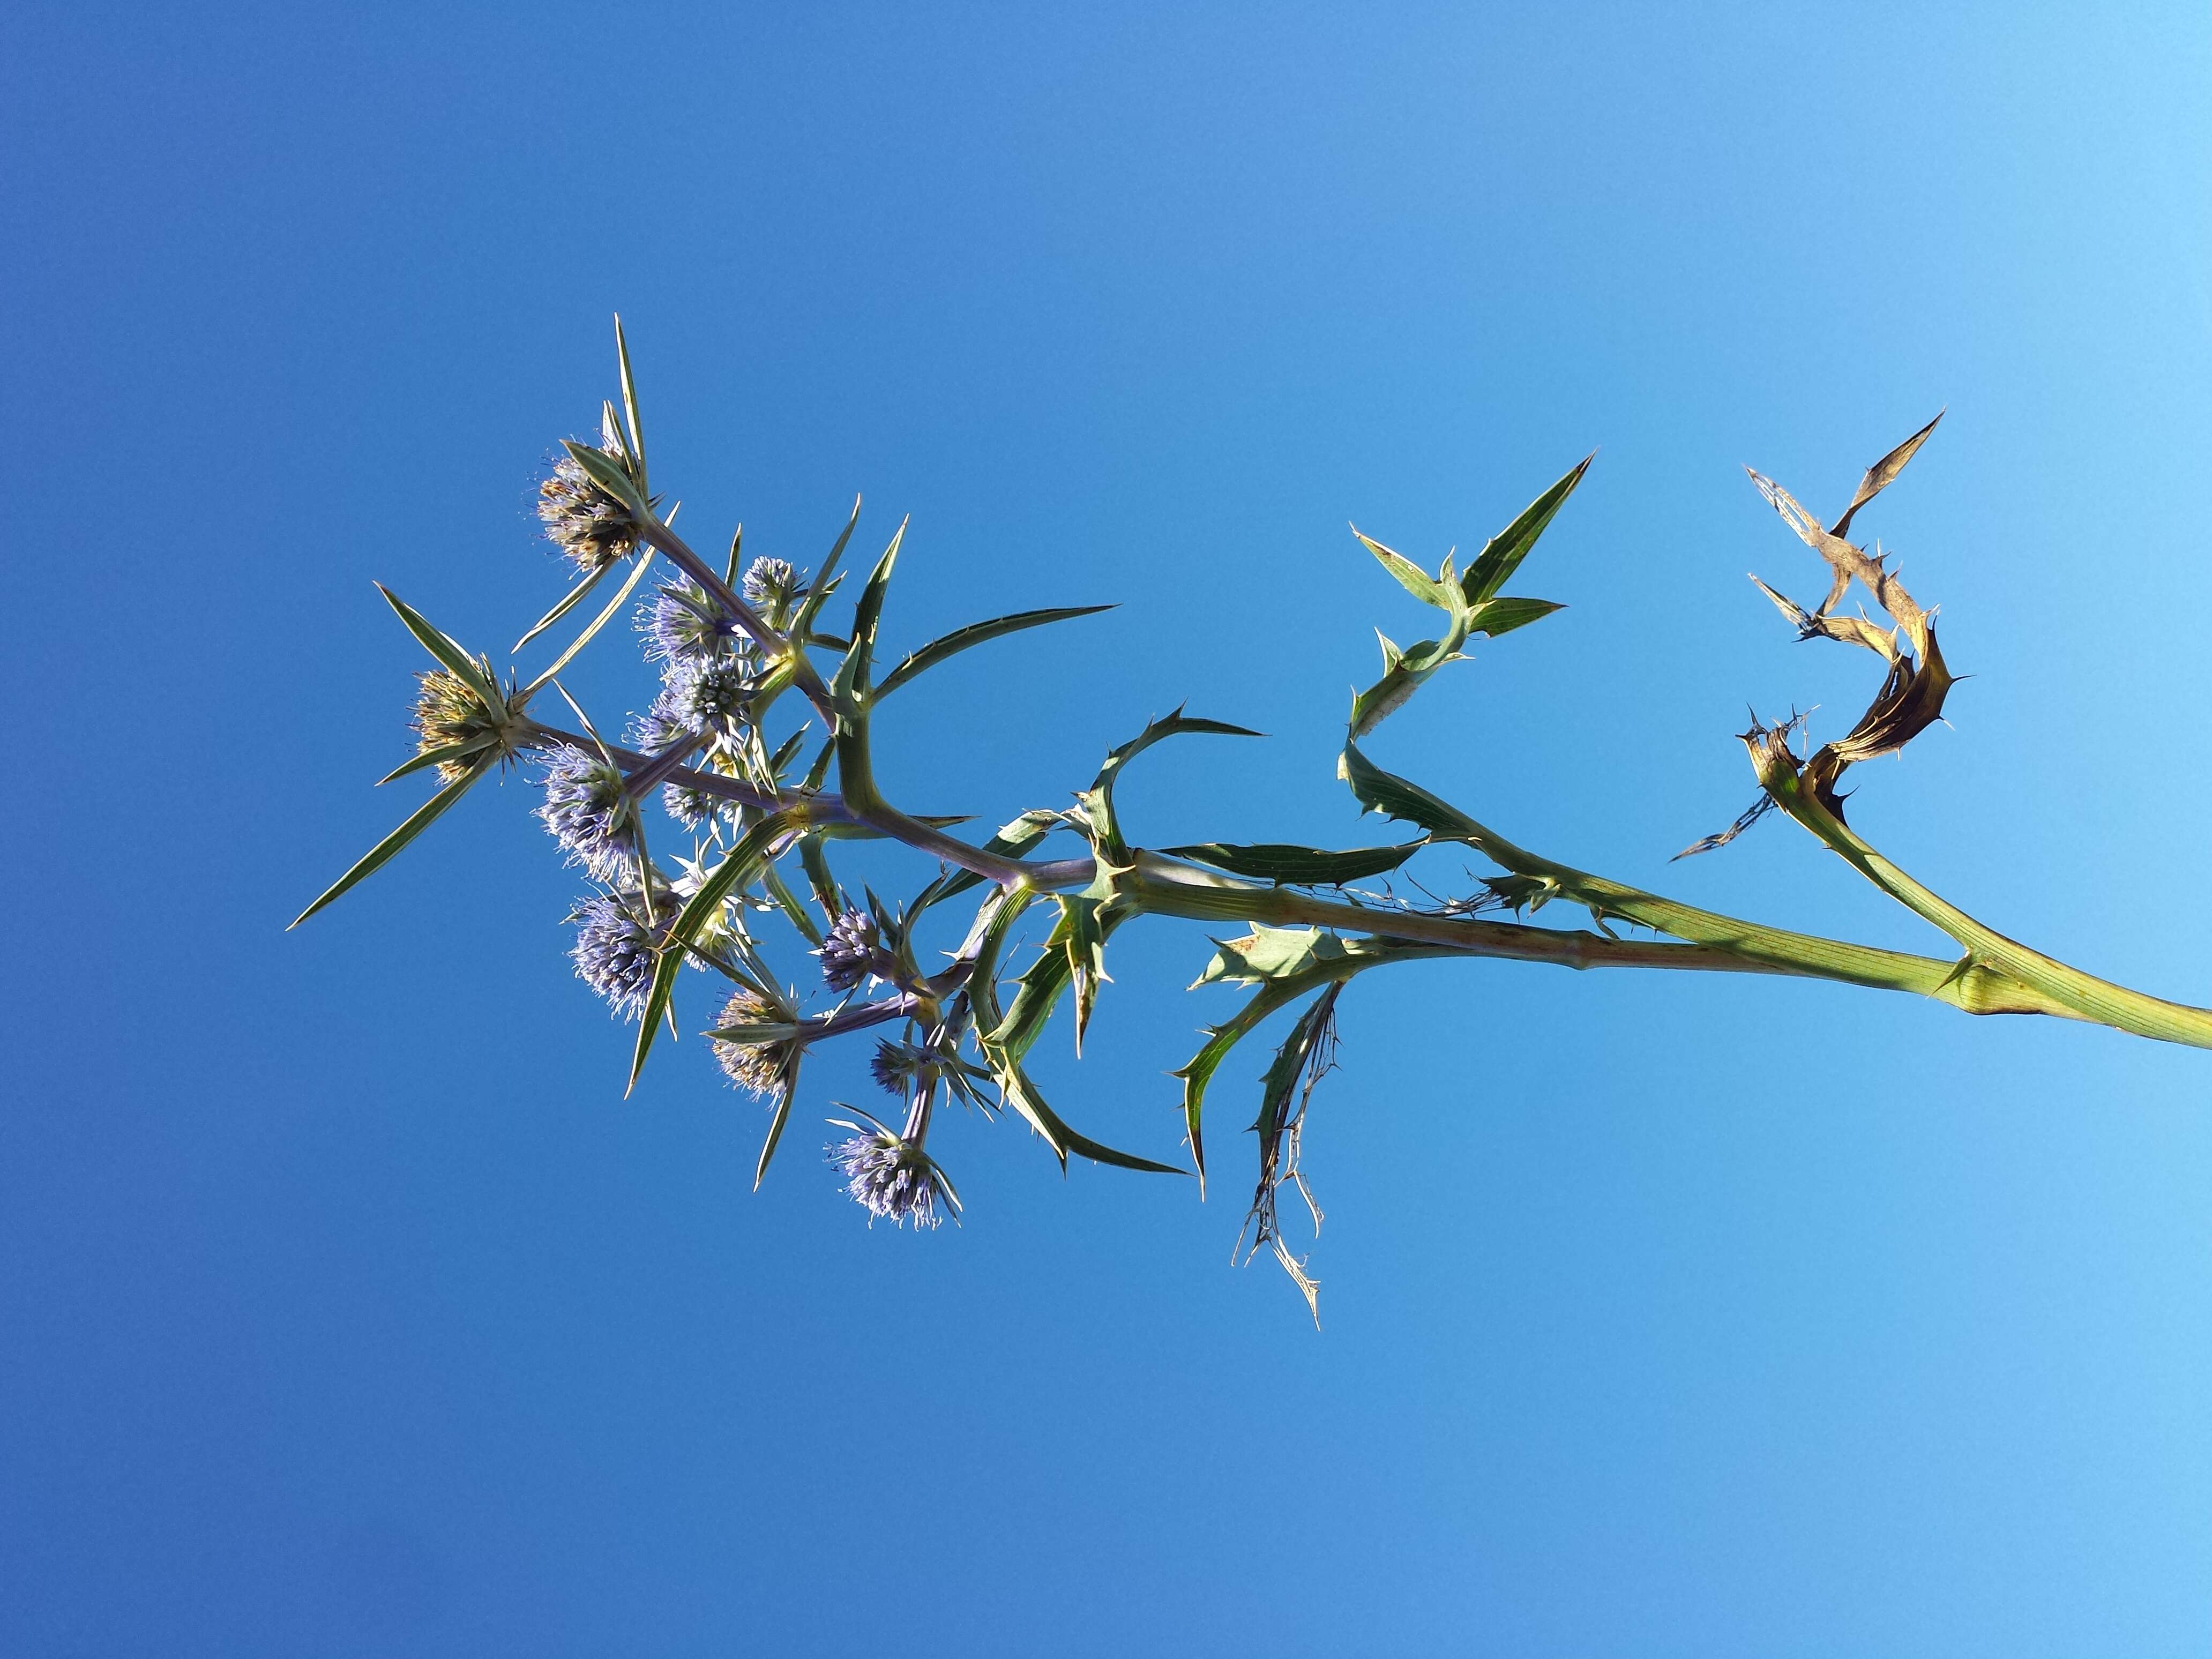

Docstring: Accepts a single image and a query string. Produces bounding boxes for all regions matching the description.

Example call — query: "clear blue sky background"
[7,2,2212,1653]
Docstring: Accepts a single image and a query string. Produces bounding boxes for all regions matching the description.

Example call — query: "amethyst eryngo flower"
[567,891,663,1019]
[870,1038,930,1095]
[653,656,755,738]
[642,577,746,664]
[411,667,525,782]
[535,743,644,882]
[537,421,641,576]
[827,1109,960,1229]
[709,986,799,1099]
[818,908,881,992]
[739,556,806,625]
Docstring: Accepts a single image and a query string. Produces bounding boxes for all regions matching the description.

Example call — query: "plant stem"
[1763,771,2212,1048]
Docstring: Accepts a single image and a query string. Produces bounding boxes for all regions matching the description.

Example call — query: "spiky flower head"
[567,891,663,1019]
[827,1110,959,1229]
[740,556,807,625]
[537,416,641,576]
[410,668,526,783]
[870,1039,932,1095]
[709,985,799,1100]
[642,577,746,665]
[649,656,755,739]
[819,908,881,993]
[535,743,643,883]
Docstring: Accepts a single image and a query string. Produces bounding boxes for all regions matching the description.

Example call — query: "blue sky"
[8,2,2212,1652]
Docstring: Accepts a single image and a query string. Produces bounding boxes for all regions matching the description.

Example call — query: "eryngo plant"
[295,321,2212,1319]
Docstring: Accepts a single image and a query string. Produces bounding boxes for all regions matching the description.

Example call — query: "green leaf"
[376,740,485,787]
[561,438,648,518]
[1353,529,1453,611]
[1172,978,1309,1187]
[760,858,825,947]
[793,496,862,639]
[377,585,498,705]
[1460,455,1592,606]
[522,547,657,695]
[512,559,613,654]
[612,314,645,487]
[1471,596,1565,638]
[1191,925,1347,988]
[874,605,1114,702]
[798,833,843,923]
[1337,741,1483,839]
[628,811,798,1094]
[1256,983,1341,1144]
[1059,894,1110,1055]
[829,519,906,708]
[1347,624,1469,742]
[996,1061,1187,1176]
[291,754,491,927]
[1075,708,1262,862]
[753,1071,799,1190]
[1162,841,1422,886]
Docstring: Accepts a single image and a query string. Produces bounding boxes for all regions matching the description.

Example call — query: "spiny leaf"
[1352,529,1452,611]
[512,559,612,655]
[875,605,1114,701]
[1337,741,1482,840]
[522,547,657,695]
[377,585,498,706]
[1162,841,1424,887]
[830,519,907,708]
[1471,596,1565,638]
[291,755,492,927]
[1461,455,1592,606]
[1077,708,1262,862]
[1192,925,1347,988]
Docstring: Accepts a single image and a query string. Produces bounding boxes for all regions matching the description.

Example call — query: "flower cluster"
[741,556,805,625]
[827,1112,958,1229]
[709,986,798,1100]
[537,419,641,576]
[819,908,882,993]
[534,743,642,883]
[410,668,515,782]
[642,577,744,665]
[567,892,664,1019]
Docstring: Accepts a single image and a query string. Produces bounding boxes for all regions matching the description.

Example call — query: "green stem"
[1126,858,2076,1014]
[1764,771,2212,1049]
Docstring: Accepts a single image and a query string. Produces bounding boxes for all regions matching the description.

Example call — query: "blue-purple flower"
[642,577,745,665]
[741,556,806,623]
[827,1109,959,1229]
[535,743,643,882]
[819,908,881,992]
[567,891,662,1019]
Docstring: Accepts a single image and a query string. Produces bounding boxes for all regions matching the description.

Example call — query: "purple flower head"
[567,891,662,1019]
[827,1112,958,1229]
[870,1039,927,1096]
[641,578,744,666]
[740,556,806,624]
[660,780,723,830]
[819,908,881,993]
[655,656,754,738]
[537,421,640,576]
[535,743,642,883]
